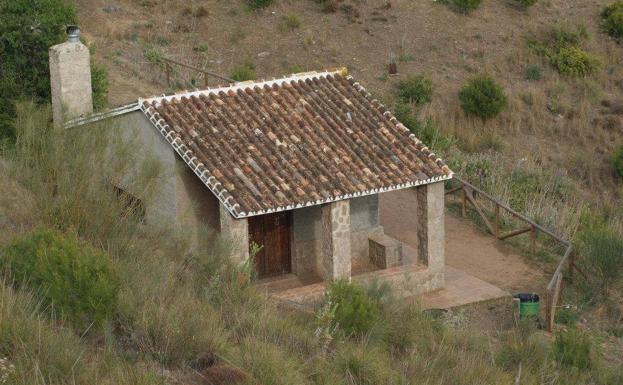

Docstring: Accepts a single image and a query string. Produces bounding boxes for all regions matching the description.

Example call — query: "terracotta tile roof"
[140,70,452,218]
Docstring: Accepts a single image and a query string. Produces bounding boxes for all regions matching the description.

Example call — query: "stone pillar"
[320,200,352,281]
[49,26,93,126]
[219,204,249,264]
[416,182,445,273]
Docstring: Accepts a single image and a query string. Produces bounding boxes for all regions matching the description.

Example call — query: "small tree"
[458,75,507,120]
[324,280,380,336]
[397,75,433,105]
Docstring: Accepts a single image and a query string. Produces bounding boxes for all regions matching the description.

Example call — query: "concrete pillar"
[416,182,445,273]
[219,204,249,264]
[49,27,93,126]
[320,200,352,281]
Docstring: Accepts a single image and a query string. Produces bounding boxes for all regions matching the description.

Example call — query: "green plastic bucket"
[514,293,540,319]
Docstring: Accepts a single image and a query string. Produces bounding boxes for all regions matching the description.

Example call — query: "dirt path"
[379,189,547,294]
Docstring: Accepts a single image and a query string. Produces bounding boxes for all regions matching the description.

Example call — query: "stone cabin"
[52,29,453,293]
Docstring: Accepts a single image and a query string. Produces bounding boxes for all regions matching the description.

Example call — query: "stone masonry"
[320,200,351,280]
[219,204,249,264]
[49,39,93,126]
[416,182,445,273]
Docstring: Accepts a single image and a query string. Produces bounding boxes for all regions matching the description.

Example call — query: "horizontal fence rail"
[446,177,579,332]
[160,57,235,88]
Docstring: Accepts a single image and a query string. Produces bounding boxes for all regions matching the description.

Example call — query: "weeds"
[279,14,302,32]
[230,62,256,81]
[396,74,433,105]
[601,1,623,39]
[612,144,623,179]
[458,75,508,120]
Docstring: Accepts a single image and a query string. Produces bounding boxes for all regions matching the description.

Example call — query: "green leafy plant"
[325,280,380,336]
[91,64,109,110]
[394,103,455,152]
[458,75,507,120]
[613,145,623,179]
[577,227,623,294]
[1,230,119,330]
[601,1,623,39]
[396,75,434,105]
[529,25,600,77]
[230,62,256,81]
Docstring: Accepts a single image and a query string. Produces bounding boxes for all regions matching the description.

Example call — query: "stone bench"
[369,234,403,269]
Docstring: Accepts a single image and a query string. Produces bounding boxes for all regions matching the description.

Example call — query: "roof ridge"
[140,68,347,106]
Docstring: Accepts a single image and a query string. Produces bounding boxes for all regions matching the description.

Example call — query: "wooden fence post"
[461,184,467,218]
[494,203,500,238]
[166,63,171,87]
[530,225,537,258]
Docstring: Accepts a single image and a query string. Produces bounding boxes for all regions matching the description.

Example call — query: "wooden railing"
[446,177,581,332]
[161,57,235,88]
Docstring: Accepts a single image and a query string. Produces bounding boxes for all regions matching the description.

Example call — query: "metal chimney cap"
[66,25,80,43]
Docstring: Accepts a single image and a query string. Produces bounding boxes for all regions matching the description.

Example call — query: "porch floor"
[256,264,510,311]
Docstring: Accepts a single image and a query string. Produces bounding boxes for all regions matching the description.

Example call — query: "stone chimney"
[49,26,93,126]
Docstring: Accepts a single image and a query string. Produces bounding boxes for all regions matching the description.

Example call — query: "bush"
[279,14,302,32]
[324,280,380,336]
[601,1,623,39]
[397,75,433,105]
[530,25,600,77]
[525,65,543,81]
[246,0,273,10]
[612,145,623,179]
[458,75,507,120]
[577,228,623,293]
[517,0,538,7]
[0,229,119,330]
[448,0,484,14]
[230,63,256,82]
[547,46,600,77]
[91,64,109,110]
[552,328,594,370]
[394,103,455,152]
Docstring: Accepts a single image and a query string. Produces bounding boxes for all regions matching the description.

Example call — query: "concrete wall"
[95,111,219,238]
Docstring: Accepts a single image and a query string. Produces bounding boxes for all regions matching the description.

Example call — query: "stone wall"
[416,182,445,273]
[49,40,93,125]
[320,200,351,280]
[292,195,382,278]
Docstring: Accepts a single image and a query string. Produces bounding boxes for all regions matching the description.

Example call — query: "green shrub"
[246,0,274,10]
[525,65,543,81]
[0,229,119,330]
[458,75,507,120]
[530,25,600,77]
[517,0,538,7]
[394,103,455,152]
[547,46,600,77]
[612,145,623,179]
[397,75,433,105]
[230,62,256,82]
[601,1,623,39]
[552,328,594,370]
[577,228,623,293]
[91,64,109,110]
[325,280,380,336]
[446,0,484,13]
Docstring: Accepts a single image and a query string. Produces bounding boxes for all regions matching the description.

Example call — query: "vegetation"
[1,229,119,330]
[517,0,539,7]
[530,25,601,77]
[577,226,623,294]
[396,75,434,105]
[458,75,508,120]
[230,62,256,81]
[0,0,108,141]
[247,0,274,10]
[525,65,544,81]
[601,1,623,39]
[444,0,484,14]
[324,280,380,336]
[279,14,302,32]
[613,145,623,179]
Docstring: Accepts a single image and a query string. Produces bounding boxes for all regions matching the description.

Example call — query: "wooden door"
[248,211,292,278]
